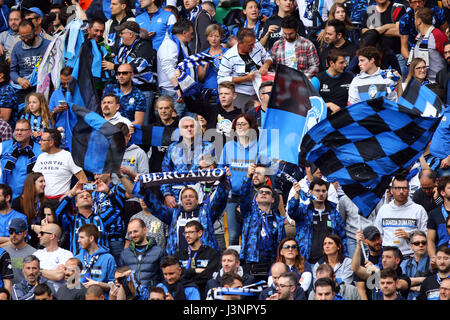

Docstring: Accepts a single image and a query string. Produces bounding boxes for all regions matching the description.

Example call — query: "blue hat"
[8,218,27,232]
[26,7,44,19]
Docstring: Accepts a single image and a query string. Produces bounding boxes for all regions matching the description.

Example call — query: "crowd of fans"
[0,0,449,302]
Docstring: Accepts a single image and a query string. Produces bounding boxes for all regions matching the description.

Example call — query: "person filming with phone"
[54,169,125,257]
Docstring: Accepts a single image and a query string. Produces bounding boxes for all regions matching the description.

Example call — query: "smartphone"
[83,182,97,191]
[58,100,68,106]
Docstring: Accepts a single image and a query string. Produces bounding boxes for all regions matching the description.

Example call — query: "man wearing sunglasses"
[102,63,147,125]
[4,218,36,285]
[400,230,431,300]
[239,180,286,270]
[9,19,50,104]
[33,223,73,293]
[375,173,428,258]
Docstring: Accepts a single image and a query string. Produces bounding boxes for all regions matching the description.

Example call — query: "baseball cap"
[26,7,44,19]
[114,21,140,34]
[363,225,381,241]
[8,218,27,233]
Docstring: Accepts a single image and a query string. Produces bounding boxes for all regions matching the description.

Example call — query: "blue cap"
[8,218,27,232]
[26,7,44,19]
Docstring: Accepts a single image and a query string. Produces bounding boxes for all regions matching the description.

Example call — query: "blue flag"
[68,104,126,174]
[299,82,443,217]
[130,124,179,150]
[259,64,326,165]
[68,40,101,114]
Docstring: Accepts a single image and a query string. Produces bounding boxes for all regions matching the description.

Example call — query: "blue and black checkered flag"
[299,80,443,217]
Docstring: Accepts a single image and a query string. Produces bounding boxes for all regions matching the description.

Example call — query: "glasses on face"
[411,241,427,246]
[183,230,198,236]
[235,122,249,127]
[20,33,34,40]
[117,71,132,75]
[282,245,298,250]
[391,186,409,191]
[421,186,434,191]
[257,190,272,196]
[9,229,23,235]
[39,231,53,236]
[415,66,427,70]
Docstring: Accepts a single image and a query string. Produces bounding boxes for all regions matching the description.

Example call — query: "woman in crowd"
[232,0,264,40]
[219,113,259,246]
[272,237,313,292]
[12,172,48,247]
[198,24,228,106]
[312,234,354,285]
[318,3,357,45]
[404,57,429,88]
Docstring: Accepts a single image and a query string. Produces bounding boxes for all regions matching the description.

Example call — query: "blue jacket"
[12,277,56,300]
[119,237,166,289]
[75,246,116,285]
[0,139,42,199]
[239,177,286,264]
[135,8,175,52]
[143,180,229,256]
[288,197,348,260]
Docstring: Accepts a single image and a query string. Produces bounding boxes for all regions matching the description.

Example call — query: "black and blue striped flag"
[259,64,326,165]
[68,104,126,174]
[130,124,179,151]
[68,40,101,114]
[299,80,443,217]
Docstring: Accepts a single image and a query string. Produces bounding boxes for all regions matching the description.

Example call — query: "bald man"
[33,223,74,292]
[412,169,441,213]
[259,262,288,300]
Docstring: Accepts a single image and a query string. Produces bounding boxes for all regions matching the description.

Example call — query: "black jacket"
[205,267,256,296]
[174,244,221,296]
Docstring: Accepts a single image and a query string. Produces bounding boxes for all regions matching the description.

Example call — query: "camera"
[83,182,97,191]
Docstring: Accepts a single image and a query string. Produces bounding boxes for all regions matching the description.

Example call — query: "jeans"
[347,237,357,260]
[109,239,125,266]
[396,53,407,80]
[158,87,195,118]
[142,90,155,124]
[225,195,241,246]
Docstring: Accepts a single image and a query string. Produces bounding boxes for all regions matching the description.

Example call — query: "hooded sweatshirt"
[375,199,428,256]
[75,246,116,285]
[348,67,398,105]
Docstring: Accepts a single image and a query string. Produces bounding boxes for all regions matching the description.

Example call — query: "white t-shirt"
[33,150,83,196]
[284,41,298,69]
[33,247,73,292]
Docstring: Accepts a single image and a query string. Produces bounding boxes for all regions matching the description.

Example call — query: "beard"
[0,200,8,210]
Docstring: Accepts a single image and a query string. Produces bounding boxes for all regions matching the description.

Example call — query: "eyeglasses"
[39,231,53,236]
[257,190,272,195]
[20,33,35,40]
[9,229,23,235]
[421,186,434,190]
[117,71,132,75]
[183,231,198,236]
[391,186,409,191]
[235,122,249,127]
[282,245,298,250]
[415,66,427,70]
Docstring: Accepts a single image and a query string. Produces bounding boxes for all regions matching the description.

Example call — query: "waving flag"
[299,80,443,217]
[259,64,326,165]
[131,124,179,152]
[68,104,126,174]
[176,52,214,98]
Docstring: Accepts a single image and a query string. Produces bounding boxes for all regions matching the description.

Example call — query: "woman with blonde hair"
[20,92,54,139]
[404,57,429,87]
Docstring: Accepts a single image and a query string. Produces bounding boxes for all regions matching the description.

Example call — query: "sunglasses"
[411,241,427,246]
[39,231,53,236]
[9,229,23,235]
[257,190,272,195]
[282,245,298,250]
[117,71,132,75]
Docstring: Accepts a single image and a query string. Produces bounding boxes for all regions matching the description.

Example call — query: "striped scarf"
[206,280,267,300]
[2,141,36,177]
[176,52,214,98]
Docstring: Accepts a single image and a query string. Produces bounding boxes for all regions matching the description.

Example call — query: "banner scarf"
[133,168,228,195]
